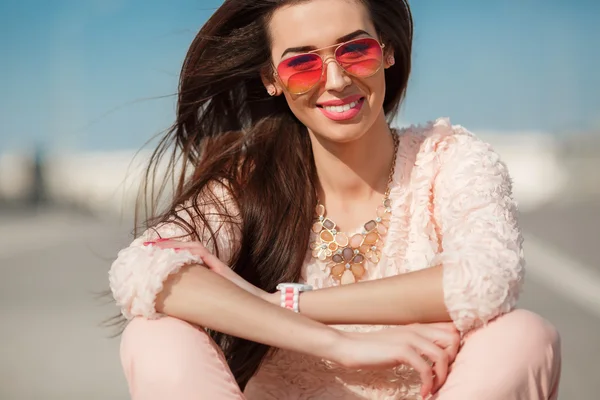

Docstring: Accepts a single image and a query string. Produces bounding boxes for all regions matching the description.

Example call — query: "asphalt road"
[0,200,598,399]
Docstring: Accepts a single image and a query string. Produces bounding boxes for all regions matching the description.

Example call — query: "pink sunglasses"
[274,37,386,95]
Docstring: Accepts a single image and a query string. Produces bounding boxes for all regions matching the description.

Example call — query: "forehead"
[268,0,376,61]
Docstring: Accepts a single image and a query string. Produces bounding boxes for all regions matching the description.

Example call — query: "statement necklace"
[310,133,399,285]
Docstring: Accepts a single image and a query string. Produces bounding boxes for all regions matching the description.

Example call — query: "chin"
[310,118,372,144]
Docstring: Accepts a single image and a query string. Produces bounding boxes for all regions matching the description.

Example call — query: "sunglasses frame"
[273,37,386,95]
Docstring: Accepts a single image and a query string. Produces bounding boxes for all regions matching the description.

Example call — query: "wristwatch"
[276,283,313,313]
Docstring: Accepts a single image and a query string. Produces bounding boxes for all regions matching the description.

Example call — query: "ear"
[384,48,396,69]
[260,66,283,96]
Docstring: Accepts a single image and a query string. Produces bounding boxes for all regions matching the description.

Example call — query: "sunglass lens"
[336,38,383,77]
[277,53,323,94]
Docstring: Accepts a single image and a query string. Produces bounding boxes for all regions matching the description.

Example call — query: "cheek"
[281,93,316,127]
[283,94,305,115]
[366,74,387,104]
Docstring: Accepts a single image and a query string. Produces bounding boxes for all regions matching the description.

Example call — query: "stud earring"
[387,55,395,66]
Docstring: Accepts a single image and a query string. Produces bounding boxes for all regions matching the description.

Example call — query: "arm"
[208,131,523,332]
[295,265,449,325]
[159,263,341,359]
[172,239,449,326]
[109,187,340,359]
[296,132,524,331]
[110,216,449,395]
[433,132,524,332]
[161,263,449,397]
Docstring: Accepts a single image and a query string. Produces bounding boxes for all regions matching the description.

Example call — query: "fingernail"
[143,241,155,246]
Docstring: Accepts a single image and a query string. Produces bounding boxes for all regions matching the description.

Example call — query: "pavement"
[0,200,598,399]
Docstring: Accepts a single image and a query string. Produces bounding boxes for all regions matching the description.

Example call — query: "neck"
[310,113,396,207]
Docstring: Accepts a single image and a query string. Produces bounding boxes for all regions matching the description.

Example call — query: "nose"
[323,57,352,92]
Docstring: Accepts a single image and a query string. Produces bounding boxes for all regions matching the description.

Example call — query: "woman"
[109,0,562,398]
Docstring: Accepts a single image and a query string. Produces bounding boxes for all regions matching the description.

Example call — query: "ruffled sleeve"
[108,183,240,320]
[433,128,525,333]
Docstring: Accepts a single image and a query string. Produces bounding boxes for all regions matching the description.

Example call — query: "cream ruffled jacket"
[109,118,525,399]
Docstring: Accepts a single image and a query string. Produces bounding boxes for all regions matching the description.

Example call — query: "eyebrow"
[280,29,372,58]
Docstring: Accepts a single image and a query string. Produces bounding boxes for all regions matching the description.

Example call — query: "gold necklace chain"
[310,131,400,285]
[384,131,400,198]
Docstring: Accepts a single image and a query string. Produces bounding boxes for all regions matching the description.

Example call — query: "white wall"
[0,133,569,215]
[479,132,567,212]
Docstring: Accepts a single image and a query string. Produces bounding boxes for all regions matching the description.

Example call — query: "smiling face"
[265,0,394,143]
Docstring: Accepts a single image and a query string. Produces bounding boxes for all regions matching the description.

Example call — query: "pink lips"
[317,95,365,122]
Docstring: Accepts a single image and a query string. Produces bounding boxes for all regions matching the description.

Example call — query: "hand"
[146,239,274,302]
[406,322,461,368]
[332,325,457,398]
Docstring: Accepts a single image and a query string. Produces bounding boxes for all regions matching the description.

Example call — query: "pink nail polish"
[143,241,155,246]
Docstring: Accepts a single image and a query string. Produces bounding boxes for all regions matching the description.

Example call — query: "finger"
[426,322,458,333]
[410,323,455,340]
[432,329,460,365]
[421,348,448,394]
[146,239,190,249]
[410,333,449,391]
[144,239,266,298]
[198,253,263,295]
[401,348,434,399]
[409,335,449,394]
[197,248,231,272]
[148,240,212,259]
[410,325,460,364]
[151,241,252,288]
[444,334,461,365]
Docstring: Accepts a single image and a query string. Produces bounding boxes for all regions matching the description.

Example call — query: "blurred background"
[1,0,598,399]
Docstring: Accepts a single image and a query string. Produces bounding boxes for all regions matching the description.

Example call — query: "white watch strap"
[279,286,300,312]
[276,283,312,312]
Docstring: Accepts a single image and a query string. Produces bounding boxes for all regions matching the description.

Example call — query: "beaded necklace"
[310,132,399,284]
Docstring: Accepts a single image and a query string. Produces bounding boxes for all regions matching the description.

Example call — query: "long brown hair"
[139,0,413,389]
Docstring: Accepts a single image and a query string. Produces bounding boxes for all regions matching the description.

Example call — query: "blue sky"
[1,0,598,151]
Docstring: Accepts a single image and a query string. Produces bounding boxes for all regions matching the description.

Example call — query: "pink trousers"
[120,309,561,399]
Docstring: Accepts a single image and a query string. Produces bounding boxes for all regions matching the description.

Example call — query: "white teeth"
[323,100,359,113]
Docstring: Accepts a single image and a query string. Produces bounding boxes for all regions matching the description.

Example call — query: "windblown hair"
[139,0,413,389]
